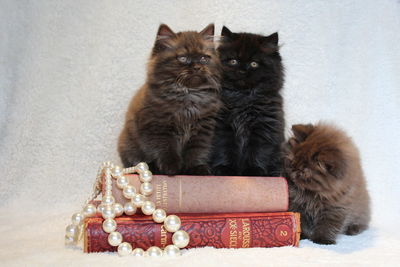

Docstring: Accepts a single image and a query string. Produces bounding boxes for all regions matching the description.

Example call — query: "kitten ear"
[221,26,234,41]
[200,24,215,39]
[221,26,232,37]
[157,24,176,39]
[153,24,176,55]
[261,32,279,51]
[292,124,314,142]
[264,32,279,45]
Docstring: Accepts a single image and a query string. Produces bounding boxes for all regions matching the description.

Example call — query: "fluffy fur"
[210,26,285,176]
[118,24,222,175]
[284,123,370,244]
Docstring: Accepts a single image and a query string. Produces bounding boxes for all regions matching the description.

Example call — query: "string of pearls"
[65,162,189,257]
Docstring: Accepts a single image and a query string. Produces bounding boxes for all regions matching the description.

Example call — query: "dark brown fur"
[284,123,370,244]
[118,24,222,175]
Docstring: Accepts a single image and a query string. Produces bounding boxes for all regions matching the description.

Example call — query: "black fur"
[210,27,285,176]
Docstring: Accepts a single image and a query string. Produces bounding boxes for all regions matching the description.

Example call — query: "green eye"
[250,61,259,68]
[228,59,238,66]
[177,56,189,64]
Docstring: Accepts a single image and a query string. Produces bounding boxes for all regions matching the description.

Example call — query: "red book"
[84,212,300,252]
[104,175,289,213]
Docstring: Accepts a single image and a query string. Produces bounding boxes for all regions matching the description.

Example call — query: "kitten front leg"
[139,128,183,175]
[244,130,283,176]
[311,207,346,245]
[210,124,237,175]
[183,117,216,175]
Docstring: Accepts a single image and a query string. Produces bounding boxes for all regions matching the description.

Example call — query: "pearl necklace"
[65,161,189,257]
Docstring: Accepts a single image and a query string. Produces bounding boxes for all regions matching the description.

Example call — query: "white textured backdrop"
[1,0,399,266]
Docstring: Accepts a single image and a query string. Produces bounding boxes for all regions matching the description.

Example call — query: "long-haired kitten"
[284,123,370,244]
[210,26,285,176]
[118,24,222,175]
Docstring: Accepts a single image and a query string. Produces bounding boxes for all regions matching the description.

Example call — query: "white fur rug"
[1,0,400,266]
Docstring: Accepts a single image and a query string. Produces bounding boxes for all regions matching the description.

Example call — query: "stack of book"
[84,175,301,252]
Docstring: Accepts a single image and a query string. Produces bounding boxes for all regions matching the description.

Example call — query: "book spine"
[84,212,300,252]
[103,175,289,213]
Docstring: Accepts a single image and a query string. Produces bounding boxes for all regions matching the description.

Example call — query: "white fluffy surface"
[1,0,400,266]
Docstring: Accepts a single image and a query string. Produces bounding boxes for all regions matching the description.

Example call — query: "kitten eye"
[228,59,238,66]
[199,56,210,64]
[250,61,259,68]
[177,56,189,64]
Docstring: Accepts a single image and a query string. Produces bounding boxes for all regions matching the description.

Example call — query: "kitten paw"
[158,155,182,176]
[311,237,336,245]
[185,165,210,175]
[242,166,266,176]
[212,165,236,176]
[345,224,367,236]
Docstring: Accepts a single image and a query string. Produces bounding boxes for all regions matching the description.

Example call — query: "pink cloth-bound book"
[102,174,288,213]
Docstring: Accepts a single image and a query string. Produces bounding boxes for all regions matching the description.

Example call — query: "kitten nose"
[193,65,201,71]
[238,70,246,74]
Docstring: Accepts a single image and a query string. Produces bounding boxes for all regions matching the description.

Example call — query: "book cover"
[84,212,300,252]
[103,174,289,213]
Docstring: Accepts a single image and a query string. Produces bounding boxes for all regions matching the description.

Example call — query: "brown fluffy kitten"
[284,123,370,244]
[118,24,222,175]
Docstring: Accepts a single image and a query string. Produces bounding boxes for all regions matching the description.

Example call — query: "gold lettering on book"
[242,219,251,248]
[229,219,238,248]
[155,183,162,207]
[160,225,167,248]
[155,179,168,210]
[280,230,288,236]
[162,179,168,209]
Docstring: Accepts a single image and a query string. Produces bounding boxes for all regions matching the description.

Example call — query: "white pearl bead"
[136,162,149,173]
[141,200,156,215]
[147,246,162,257]
[152,209,167,223]
[82,204,97,217]
[108,231,123,246]
[111,166,123,178]
[140,182,153,196]
[117,176,129,189]
[139,170,152,183]
[132,248,145,256]
[101,205,116,219]
[132,194,146,207]
[117,242,132,256]
[124,202,137,215]
[122,185,136,199]
[65,224,78,238]
[65,235,76,245]
[113,203,124,217]
[102,218,117,233]
[71,212,85,225]
[172,230,190,248]
[164,215,181,232]
[105,184,112,192]
[102,195,115,205]
[105,178,113,185]
[163,244,181,256]
[97,203,106,214]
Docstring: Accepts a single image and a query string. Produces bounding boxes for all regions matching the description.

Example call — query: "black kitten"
[210,26,285,176]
